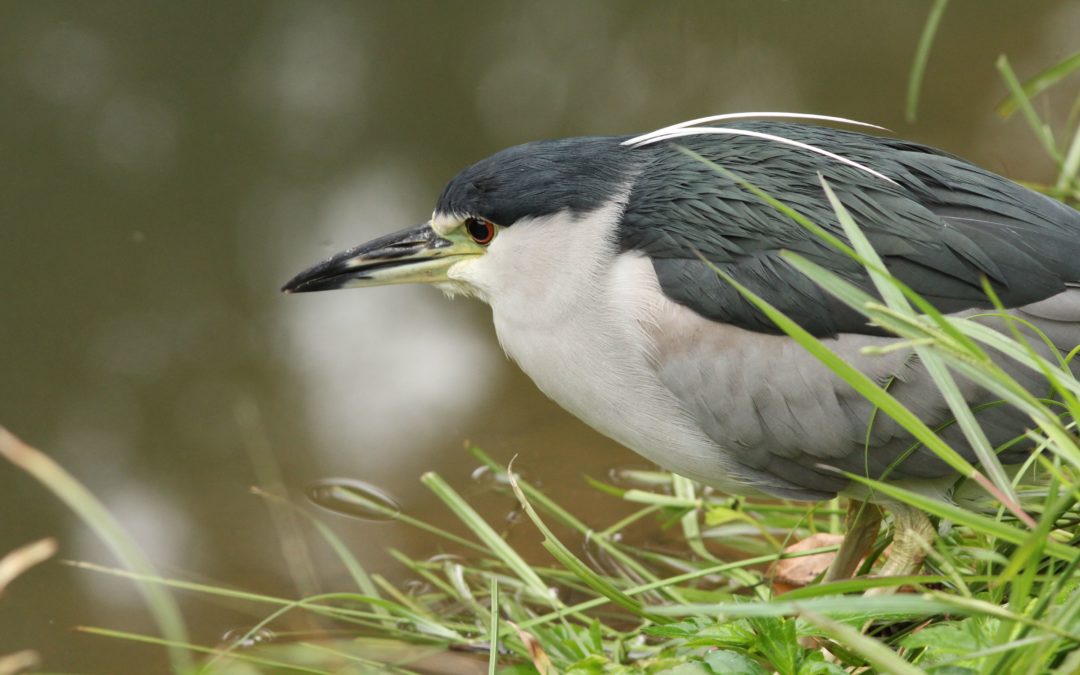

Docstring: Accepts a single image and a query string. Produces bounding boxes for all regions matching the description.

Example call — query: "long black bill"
[281,223,469,294]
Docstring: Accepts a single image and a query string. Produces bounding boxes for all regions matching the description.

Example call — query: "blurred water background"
[1,1,1078,671]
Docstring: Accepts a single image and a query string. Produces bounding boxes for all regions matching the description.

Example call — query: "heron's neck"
[463,205,738,487]
[472,201,639,410]
[504,215,618,319]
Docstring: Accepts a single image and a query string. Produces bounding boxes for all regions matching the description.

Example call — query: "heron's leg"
[867,503,935,595]
[823,500,883,582]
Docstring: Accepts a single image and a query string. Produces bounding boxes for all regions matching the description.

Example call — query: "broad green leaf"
[704,650,768,675]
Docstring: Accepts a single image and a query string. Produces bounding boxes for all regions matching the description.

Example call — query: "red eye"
[465,217,496,245]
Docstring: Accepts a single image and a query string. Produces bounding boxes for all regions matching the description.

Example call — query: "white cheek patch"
[446,259,473,283]
[445,258,489,301]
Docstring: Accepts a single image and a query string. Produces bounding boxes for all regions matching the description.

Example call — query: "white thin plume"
[624,112,897,185]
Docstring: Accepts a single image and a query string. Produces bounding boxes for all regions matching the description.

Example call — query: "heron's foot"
[866,503,935,596]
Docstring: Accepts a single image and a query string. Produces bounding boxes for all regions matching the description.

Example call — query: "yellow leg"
[824,500,883,582]
[867,503,935,595]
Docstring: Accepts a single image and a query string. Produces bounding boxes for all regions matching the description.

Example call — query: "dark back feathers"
[620,122,1080,336]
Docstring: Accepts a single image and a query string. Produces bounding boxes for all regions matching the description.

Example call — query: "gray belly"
[647,289,1080,500]
[491,303,764,495]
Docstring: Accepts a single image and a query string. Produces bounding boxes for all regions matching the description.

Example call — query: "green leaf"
[644,618,712,639]
[796,652,848,675]
[704,650,768,675]
[661,663,714,675]
[747,617,799,675]
[565,654,611,674]
[900,620,983,654]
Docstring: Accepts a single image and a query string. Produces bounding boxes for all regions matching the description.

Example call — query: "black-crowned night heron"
[283,113,1080,581]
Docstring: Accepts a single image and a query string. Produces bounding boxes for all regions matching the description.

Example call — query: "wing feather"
[620,122,1080,337]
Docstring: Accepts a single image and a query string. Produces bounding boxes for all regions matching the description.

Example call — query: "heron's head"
[281,136,640,304]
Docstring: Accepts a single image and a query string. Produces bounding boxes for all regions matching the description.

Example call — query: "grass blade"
[800,609,923,674]
[906,0,949,123]
[505,467,668,623]
[842,473,1076,562]
[996,50,1080,119]
[652,594,961,619]
[421,472,550,599]
[78,626,331,674]
[693,262,982,482]
[819,176,1020,507]
[0,426,193,673]
[997,54,1062,162]
[488,577,499,675]
[250,487,391,624]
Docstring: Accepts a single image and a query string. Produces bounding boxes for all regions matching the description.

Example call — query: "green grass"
[5,47,1080,675]
[996,51,1080,207]
[39,441,1080,674]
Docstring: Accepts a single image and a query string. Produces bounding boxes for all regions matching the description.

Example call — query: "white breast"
[448,200,752,492]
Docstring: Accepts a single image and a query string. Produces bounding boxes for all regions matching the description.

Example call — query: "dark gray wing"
[619,122,1080,337]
